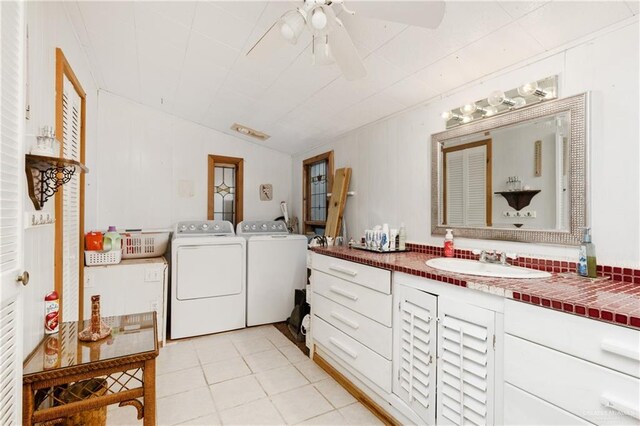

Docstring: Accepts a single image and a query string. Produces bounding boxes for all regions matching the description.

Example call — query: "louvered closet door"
[437,297,495,426]
[0,1,25,424]
[60,75,81,321]
[393,284,437,425]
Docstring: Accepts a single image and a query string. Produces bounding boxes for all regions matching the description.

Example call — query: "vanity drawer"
[505,300,640,378]
[505,334,640,425]
[313,316,392,393]
[313,270,392,327]
[314,292,392,359]
[504,383,593,425]
[313,254,391,294]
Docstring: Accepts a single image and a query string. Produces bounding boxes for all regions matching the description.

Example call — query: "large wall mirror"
[431,93,588,245]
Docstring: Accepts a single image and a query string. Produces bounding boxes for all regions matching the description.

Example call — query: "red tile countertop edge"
[310,245,640,330]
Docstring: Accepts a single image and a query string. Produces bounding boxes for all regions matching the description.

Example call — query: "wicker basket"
[122,231,170,259]
[59,378,108,426]
[85,249,122,266]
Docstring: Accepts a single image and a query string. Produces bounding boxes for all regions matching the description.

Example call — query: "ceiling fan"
[246,0,446,81]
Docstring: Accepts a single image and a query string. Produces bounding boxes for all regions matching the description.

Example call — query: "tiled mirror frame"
[431,92,588,246]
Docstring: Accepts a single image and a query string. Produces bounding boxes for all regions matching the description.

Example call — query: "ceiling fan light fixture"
[310,7,327,30]
[312,35,334,66]
[279,9,306,44]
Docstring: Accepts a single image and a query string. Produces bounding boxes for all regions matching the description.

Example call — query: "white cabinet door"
[393,284,437,425]
[437,297,496,426]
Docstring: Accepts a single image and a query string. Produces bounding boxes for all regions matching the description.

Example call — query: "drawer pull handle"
[601,339,640,361]
[601,394,640,420]
[329,265,358,277]
[330,312,360,329]
[329,286,359,301]
[329,337,358,359]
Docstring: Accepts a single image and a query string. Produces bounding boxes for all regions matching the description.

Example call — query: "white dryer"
[237,220,307,326]
[171,220,245,339]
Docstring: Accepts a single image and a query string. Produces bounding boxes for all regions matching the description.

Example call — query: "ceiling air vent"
[231,123,270,141]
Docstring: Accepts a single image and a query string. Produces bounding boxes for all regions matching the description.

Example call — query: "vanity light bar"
[441,75,558,129]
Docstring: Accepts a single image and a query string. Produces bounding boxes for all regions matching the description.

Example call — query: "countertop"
[310,246,640,330]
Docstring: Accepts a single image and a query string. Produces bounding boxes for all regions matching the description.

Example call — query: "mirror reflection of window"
[443,140,492,227]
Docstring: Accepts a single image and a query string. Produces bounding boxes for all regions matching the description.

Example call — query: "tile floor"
[107,325,384,425]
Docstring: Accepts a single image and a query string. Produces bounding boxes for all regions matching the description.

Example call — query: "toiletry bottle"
[398,223,406,250]
[389,229,398,251]
[103,226,122,252]
[381,224,390,251]
[444,229,454,257]
[578,227,597,278]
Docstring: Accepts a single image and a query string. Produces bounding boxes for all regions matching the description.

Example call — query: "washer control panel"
[175,220,235,236]
[237,220,288,235]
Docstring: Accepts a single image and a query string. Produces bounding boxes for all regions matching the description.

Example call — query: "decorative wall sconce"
[441,75,558,129]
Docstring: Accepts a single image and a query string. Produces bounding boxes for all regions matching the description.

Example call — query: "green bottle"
[578,227,597,278]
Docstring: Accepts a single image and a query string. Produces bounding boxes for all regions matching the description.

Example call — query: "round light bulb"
[280,22,294,40]
[460,102,478,116]
[311,8,327,30]
[512,97,526,109]
[542,86,555,99]
[441,111,454,120]
[487,90,506,107]
[517,81,538,97]
[484,106,498,117]
[462,115,472,123]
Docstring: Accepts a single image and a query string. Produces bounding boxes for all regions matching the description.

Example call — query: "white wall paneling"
[293,21,640,268]
[22,2,98,356]
[93,91,292,230]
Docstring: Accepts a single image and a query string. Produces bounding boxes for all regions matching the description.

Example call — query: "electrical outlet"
[145,269,162,282]
[523,210,537,218]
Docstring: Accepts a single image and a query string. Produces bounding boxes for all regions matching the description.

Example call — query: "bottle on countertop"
[381,224,390,251]
[577,227,597,278]
[444,228,454,257]
[398,223,406,251]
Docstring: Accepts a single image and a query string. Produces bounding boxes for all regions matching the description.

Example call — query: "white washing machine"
[237,220,307,326]
[171,220,245,339]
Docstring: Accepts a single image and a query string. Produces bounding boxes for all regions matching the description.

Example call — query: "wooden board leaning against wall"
[325,167,352,239]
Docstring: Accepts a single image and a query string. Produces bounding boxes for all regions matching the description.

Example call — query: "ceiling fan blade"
[328,21,367,80]
[246,21,286,60]
[352,1,446,29]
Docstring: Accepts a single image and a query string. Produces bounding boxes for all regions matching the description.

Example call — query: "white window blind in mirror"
[446,146,486,227]
[0,0,25,423]
[60,74,81,322]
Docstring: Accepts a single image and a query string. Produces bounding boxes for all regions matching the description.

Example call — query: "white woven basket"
[85,249,122,266]
[122,231,170,259]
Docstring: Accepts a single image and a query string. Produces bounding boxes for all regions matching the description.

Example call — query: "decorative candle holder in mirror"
[31,125,60,156]
[431,92,588,246]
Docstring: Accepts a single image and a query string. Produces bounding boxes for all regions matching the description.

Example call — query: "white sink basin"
[425,257,551,279]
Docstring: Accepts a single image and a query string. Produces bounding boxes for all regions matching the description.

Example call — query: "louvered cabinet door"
[437,297,496,426]
[393,284,437,425]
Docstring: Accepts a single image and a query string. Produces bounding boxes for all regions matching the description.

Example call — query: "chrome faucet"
[473,249,516,265]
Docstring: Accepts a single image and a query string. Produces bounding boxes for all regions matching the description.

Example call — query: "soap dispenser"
[578,227,597,278]
[444,229,454,257]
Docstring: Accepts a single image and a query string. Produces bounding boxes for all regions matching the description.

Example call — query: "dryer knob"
[271,224,277,229]
[244,225,249,230]
[214,224,220,230]
[189,224,196,231]
[261,224,268,230]
[180,225,187,231]
[201,223,209,229]
[251,224,257,230]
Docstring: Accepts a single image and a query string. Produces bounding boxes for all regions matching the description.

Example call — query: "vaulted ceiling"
[65,1,638,154]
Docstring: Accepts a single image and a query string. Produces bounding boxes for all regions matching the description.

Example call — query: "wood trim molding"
[207,155,244,225]
[302,150,334,233]
[442,139,493,227]
[54,48,86,322]
[313,350,400,426]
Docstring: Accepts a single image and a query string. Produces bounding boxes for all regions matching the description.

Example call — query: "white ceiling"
[65,1,638,154]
